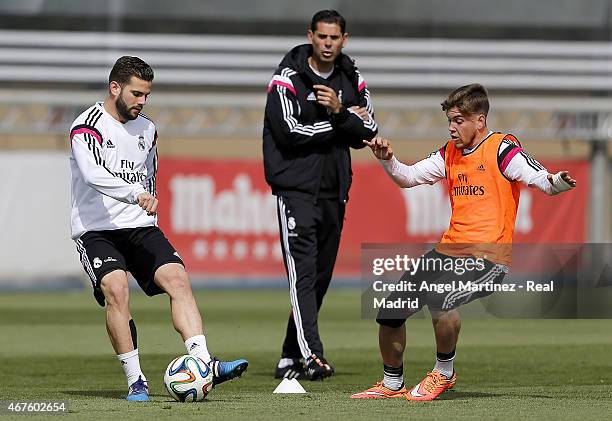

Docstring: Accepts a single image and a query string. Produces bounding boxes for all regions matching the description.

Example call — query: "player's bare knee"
[155,264,189,294]
[100,274,129,307]
[431,309,460,325]
[102,284,129,307]
[163,272,192,299]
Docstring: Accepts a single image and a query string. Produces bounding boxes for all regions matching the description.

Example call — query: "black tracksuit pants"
[276,195,345,360]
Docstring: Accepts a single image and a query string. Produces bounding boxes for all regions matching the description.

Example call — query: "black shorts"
[75,226,184,306]
[376,249,507,327]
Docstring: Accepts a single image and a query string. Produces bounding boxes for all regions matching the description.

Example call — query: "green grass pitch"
[1,289,610,420]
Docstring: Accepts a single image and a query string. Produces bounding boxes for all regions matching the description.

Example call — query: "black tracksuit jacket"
[263,44,378,203]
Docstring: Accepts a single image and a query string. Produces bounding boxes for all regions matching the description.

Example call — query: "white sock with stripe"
[117,349,146,387]
[185,335,212,364]
[383,364,404,391]
[434,349,455,377]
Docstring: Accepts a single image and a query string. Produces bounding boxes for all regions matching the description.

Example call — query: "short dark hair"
[108,56,154,86]
[441,83,489,116]
[310,10,346,34]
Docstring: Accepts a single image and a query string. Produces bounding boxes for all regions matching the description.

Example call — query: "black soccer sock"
[129,319,138,350]
[436,349,455,360]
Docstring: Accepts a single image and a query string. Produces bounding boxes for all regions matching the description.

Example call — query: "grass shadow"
[63,390,237,403]
[62,390,171,399]
[438,390,554,400]
[437,390,502,400]
[63,390,125,399]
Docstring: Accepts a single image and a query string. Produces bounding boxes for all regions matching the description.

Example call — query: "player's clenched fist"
[137,192,158,216]
[363,136,394,160]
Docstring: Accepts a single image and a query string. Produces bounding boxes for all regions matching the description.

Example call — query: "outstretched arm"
[499,139,576,194]
[364,137,445,187]
[546,171,576,193]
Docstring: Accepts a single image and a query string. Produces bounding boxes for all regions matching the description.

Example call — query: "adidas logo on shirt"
[307,92,317,101]
[106,139,115,148]
[477,164,485,171]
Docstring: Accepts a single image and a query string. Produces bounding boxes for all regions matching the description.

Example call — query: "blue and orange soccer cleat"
[350,381,407,399]
[126,376,149,401]
[405,369,456,401]
[210,357,249,386]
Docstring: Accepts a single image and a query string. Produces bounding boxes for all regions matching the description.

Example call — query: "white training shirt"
[380,131,560,195]
[69,102,158,239]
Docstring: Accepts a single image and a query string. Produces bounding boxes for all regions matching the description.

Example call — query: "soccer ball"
[164,355,214,402]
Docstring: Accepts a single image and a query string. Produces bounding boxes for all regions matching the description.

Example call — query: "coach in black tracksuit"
[263,10,378,381]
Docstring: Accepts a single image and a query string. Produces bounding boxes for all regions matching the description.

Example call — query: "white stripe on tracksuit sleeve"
[501,146,555,195]
[71,132,145,204]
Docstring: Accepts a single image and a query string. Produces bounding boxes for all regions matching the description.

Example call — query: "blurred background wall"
[4,0,612,39]
[0,0,610,287]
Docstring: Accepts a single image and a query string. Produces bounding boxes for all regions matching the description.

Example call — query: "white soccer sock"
[117,349,146,387]
[383,364,404,391]
[185,335,211,364]
[434,352,455,377]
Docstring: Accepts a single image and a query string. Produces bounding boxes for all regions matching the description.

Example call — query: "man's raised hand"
[313,84,342,114]
[363,136,394,160]
[548,170,577,193]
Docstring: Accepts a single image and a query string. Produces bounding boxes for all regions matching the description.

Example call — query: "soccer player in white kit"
[69,56,248,401]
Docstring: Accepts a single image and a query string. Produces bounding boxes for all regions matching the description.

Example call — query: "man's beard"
[116,94,140,121]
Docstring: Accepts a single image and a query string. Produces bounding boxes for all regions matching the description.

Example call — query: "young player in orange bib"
[350,83,576,401]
